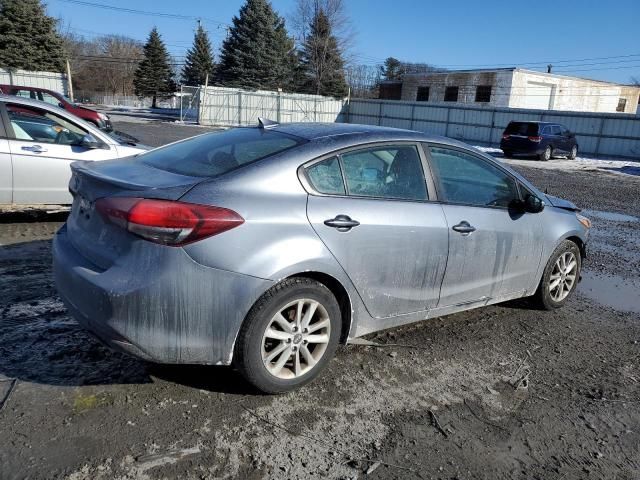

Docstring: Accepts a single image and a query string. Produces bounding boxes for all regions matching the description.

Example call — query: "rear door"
[426,145,544,307]
[304,143,449,319]
[3,102,115,204]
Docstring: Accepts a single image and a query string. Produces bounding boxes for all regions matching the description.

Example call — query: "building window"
[616,98,627,112]
[416,86,430,102]
[475,85,492,103]
[444,86,459,102]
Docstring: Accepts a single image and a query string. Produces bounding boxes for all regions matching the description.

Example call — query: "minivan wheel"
[539,146,552,161]
[531,240,581,310]
[568,145,578,160]
[502,150,512,158]
[234,278,341,394]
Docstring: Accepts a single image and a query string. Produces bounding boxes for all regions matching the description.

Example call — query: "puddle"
[578,270,640,314]
[581,209,639,223]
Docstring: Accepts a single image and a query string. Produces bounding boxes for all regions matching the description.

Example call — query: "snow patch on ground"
[475,146,640,177]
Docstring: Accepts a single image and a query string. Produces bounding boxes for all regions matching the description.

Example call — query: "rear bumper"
[53,224,272,365]
[500,140,544,155]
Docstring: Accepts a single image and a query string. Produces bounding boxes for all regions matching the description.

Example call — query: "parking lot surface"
[1,119,639,480]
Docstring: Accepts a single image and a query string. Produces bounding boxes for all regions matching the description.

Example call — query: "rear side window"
[139,128,303,177]
[306,157,345,195]
[504,122,538,136]
[429,146,519,208]
[304,145,429,201]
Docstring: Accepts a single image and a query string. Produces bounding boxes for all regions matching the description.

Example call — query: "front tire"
[539,145,552,161]
[234,278,341,394]
[531,240,581,310]
[502,150,512,158]
[568,145,578,160]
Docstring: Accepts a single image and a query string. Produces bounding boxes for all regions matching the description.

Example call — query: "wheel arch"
[285,271,353,344]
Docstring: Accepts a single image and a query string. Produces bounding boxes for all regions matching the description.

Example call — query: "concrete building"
[379,68,640,114]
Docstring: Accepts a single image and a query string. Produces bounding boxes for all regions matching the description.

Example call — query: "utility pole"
[66,59,74,102]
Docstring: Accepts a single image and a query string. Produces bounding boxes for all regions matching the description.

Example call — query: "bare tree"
[290,0,354,54]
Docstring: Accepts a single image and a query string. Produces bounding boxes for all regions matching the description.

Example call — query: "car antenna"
[258,117,278,129]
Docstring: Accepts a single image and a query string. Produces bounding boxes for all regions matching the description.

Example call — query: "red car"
[0,84,112,130]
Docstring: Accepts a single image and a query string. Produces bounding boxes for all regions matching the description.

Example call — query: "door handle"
[324,215,360,232]
[452,221,476,234]
[21,145,48,153]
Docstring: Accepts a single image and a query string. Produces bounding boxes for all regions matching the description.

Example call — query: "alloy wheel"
[261,299,331,379]
[548,251,578,302]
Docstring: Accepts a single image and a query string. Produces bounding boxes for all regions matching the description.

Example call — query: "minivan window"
[504,122,538,136]
[138,128,304,177]
[551,125,562,135]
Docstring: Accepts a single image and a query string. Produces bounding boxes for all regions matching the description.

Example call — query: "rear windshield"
[504,122,539,136]
[138,128,304,177]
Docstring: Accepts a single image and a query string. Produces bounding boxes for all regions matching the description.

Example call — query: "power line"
[54,0,229,27]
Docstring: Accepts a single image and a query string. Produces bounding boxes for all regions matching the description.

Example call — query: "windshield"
[137,128,304,177]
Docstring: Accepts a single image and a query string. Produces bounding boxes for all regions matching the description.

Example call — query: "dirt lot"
[1,119,639,480]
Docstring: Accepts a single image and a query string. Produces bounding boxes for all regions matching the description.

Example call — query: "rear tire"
[234,278,341,394]
[568,145,578,160]
[538,145,552,161]
[530,240,581,310]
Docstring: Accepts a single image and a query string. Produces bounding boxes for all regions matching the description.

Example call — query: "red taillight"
[528,136,542,142]
[502,134,510,140]
[95,197,244,246]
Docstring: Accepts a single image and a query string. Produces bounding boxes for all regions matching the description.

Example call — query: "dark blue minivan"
[500,121,578,161]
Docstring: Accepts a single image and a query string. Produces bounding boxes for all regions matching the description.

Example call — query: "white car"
[0,95,147,205]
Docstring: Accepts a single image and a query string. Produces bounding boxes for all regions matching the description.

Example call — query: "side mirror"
[79,134,103,149]
[524,194,545,213]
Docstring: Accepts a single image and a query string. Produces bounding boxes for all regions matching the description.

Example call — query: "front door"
[304,145,449,319]
[3,102,113,204]
[426,145,544,307]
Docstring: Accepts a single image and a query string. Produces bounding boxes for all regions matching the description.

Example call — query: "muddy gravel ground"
[1,120,639,480]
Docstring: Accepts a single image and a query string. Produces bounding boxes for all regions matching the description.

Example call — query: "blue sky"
[47,0,640,84]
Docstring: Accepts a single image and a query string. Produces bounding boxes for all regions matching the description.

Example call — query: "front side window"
[139,128,303,178]
[340,145,428,200]
[428,146,519,208]
[6,103,88,145]
[551,125,561,135]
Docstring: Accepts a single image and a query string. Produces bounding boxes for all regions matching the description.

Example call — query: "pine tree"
[380,57,403,81]
[182,24,214,86]
[299,8,348,98]
[133,28,175,108]
[0,0,67,71]
[215,0,295,90]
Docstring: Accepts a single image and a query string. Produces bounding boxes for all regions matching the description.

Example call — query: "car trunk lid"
[67,159,203,269]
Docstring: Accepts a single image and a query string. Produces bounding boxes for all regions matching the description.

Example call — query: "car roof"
[0,84,55,93]
[508,121,560,126]
[0,93,66,111]
[268,122,469,146]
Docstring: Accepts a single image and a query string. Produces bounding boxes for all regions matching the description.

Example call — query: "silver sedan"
[53,122,591,393]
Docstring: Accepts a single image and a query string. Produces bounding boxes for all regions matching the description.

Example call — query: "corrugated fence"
[0,69,68,95]
[347,99,640,159]
[198,86,347,127]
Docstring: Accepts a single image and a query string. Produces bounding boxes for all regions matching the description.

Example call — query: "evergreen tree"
[133,28,174,108]
[380,57,403,81]
[182,24,214,86]
[0,0,66,71]
[299,8,348,98]
[215,0,295,90]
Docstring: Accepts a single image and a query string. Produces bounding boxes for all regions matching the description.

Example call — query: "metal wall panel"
[0,68,68,95]
[347,99,640,159]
